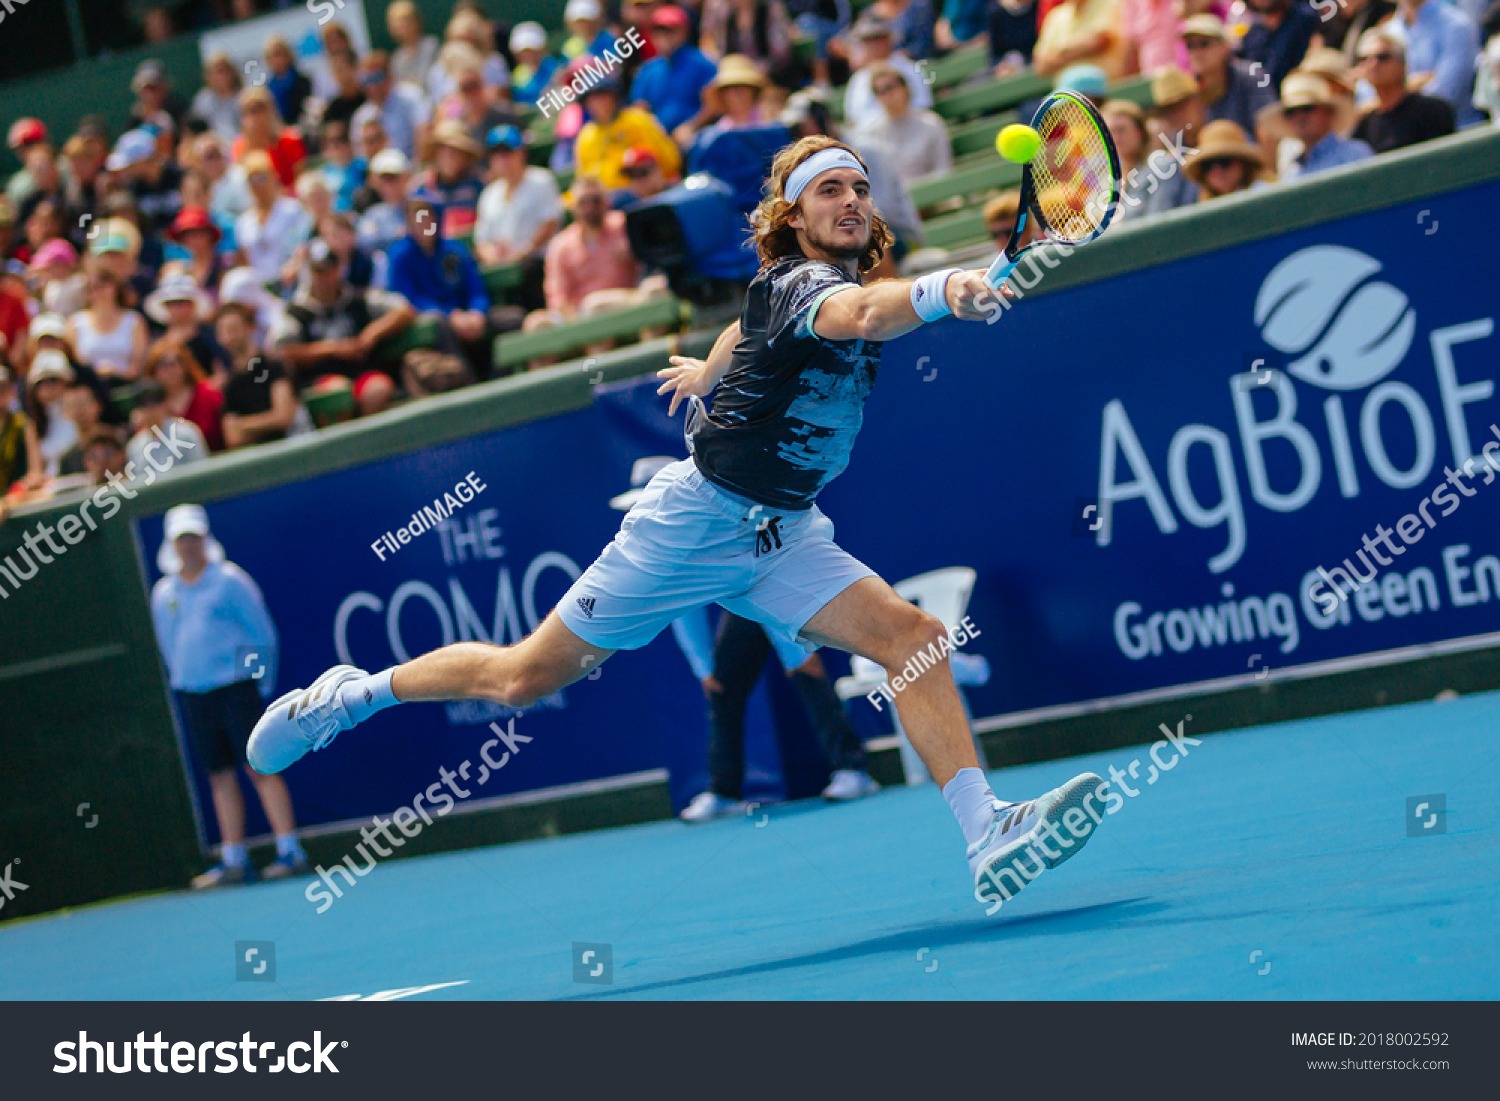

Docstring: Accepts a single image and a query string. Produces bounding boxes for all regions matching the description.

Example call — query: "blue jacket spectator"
[633,7,720,134]
[1278,74,1374,178]
[386,194,490,314]
[1239,0,1320,91]
[1393,0,1483,127]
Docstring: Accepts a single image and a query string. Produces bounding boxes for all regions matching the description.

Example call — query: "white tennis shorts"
[557,459,876,653]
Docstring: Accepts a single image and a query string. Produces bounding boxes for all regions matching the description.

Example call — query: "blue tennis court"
[4,690,1497,1001]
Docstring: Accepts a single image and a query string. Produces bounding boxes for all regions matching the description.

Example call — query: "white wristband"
[911,268,962,324]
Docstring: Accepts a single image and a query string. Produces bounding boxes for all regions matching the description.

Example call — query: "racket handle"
[984,253,1018,290]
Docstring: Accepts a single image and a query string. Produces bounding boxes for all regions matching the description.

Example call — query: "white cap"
[29,312,68,340]
[609,456,676,510]
[369,147,411,176]
[164,503,211,540]
[510,21,548,52]
[565,0,602,22]
[28,348,75,386]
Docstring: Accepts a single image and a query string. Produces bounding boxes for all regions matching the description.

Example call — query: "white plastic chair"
[833,567,991,785]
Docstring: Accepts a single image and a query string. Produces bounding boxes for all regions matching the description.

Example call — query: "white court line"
[319,980,469,1001]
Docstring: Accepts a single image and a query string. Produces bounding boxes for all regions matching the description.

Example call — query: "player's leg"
[248,611,613,775]
[798,576,977,788]
[249,457,741,776]
[734,516,1104,908]
[798,575,1105,907]
[389,611,613,706]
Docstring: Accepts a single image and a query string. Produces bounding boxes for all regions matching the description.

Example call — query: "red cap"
[8,118,48,150]
[650,5,690,29]
[169,206,222,244]
[621,145,659,169]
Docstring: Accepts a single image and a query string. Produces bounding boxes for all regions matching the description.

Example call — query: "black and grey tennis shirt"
[689,252,882,511]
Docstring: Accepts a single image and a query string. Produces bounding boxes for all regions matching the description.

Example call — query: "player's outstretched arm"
[657,320,740,417]
[812,269,1002,343]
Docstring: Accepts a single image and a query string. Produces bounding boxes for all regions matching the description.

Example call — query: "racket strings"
[1029,98,1117,244]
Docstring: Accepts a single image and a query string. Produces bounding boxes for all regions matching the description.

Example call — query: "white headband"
[784,148,868,205]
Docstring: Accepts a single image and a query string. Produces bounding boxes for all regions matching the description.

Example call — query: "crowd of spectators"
[3,0,1498,509]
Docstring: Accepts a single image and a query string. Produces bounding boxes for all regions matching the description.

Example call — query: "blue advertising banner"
[814,184,1500,719]
[137,409,828,843]
[137,182,1500,841]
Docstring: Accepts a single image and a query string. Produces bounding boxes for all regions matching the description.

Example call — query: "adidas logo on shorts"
[576,595,595,619]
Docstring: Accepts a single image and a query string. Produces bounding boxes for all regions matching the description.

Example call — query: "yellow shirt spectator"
[575,106,682,190]
[1033,0,1129,80]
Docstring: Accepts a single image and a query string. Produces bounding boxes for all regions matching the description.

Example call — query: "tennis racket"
[984,90,1122,291]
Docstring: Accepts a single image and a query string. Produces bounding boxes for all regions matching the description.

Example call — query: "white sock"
[339,668,399,724]
[275,834,303,859]
[221,841,248,867]
[943,767,1003,846]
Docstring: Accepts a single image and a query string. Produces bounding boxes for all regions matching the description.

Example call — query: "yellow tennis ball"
[997,124,1041,164]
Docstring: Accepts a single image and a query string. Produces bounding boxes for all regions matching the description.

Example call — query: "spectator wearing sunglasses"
[1277,72,1372,179]
[351,52,429,160]
[1351,29,1456,153]
[1181,15,1277,136]
[474,126,564,314]
[1183,120,1266,200]
[855,63,951,184]
[613,146,678,211]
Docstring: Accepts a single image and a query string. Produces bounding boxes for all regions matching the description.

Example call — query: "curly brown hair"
[751,135,893,274]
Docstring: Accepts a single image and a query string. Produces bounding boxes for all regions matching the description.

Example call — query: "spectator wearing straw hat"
[688,53,779,148]
[1184,120,1266,199]
[1143,66,1204,214]
[151,504,311,889]
[1278,71,1373,178]
[633,5,721,135]
[1294,47,1360,136]
[146,272,221,378]
[1351,28,1456,153]
[1182,14,1278,134]
[575,74,683,189]
[413,121,487,238]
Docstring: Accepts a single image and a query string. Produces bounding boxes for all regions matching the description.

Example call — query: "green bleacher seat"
[483,262,524,303]
[303,386,356,427]
[948,110,1019,158]
[923,43,990,90]
[933,70,1052,121]
[909,156,1023,210]
[919,206,988,251]
[370,316,441,370]
[494,295,689,369]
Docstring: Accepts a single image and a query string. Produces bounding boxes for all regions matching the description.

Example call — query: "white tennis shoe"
[969,772,1106,911]
[248,665,366,774]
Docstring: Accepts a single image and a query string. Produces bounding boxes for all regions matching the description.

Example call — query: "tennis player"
[249,135,1106,908]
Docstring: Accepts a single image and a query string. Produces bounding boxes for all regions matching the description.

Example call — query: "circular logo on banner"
[1254,245,1416,391]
